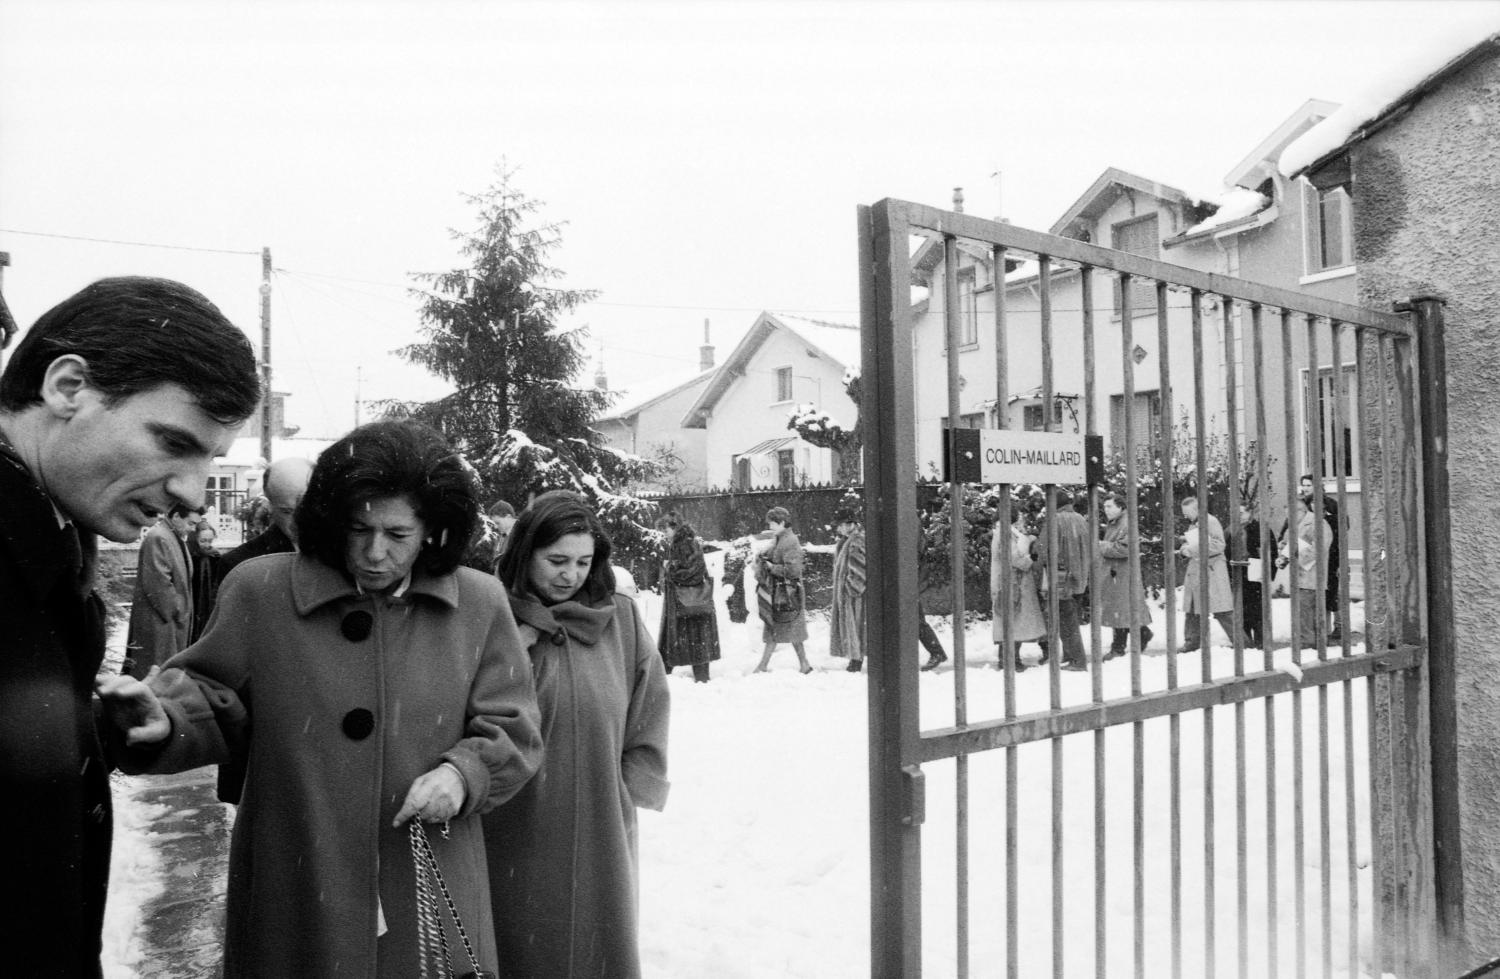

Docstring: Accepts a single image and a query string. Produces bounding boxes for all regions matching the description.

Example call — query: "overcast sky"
[3,0,1498,440]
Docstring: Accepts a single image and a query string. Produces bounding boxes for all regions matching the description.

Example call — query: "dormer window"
[1303,181,1353,273]
[1111,213,1159,317]
[958,268,979,347]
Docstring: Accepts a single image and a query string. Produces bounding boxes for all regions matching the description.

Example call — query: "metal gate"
[858,199,1457,977]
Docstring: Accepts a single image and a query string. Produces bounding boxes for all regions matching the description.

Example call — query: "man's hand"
[394,764,467,827]
[95,668,170,746]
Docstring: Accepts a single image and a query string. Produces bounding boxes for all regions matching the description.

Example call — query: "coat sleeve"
[768,534,805,580]
[1205,515,1227,559]
[141,531,184,624]
[619,601,670,812]
[114,572,257,774]
[443,582,544,819]
[1098,524,1130,560]
[845,533,867,598]
[669,536,707,586]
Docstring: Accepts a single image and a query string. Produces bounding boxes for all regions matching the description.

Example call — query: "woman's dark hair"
[1101,491,1125,508]
[833,506,858,525]
[0,277,260,423]
[296,420,479,578]
[766,506,791,526]
[496,490,615,603]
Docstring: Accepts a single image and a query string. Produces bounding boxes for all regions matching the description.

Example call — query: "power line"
[0,227,261,257]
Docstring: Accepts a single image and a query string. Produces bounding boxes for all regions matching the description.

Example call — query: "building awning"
[735,436,798,458]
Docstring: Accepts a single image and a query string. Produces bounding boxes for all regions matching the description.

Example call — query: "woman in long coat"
[992,504,1048,670]
[487,490,671,979]
[752,506,812,674]
[657,511,721,682]
[1279,496,1332,650]
[187,520,222,642]
[113,421,544,978]
[1097,491,1153,658]
[829,506,867,672]
[1177,496,1240,652]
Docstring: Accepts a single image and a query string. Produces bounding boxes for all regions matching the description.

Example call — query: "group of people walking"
[2,278,673,979]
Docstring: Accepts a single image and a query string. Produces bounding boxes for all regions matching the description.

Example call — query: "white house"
[681,311,860,489]
[594,368,715,493]
[911,100,1362,512]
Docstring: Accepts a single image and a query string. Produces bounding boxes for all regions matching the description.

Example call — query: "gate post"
[1402,295,1464,969]
[859,202,923,978]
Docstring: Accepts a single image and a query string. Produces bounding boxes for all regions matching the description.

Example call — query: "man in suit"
[0,277,259,977]
[123,504,198,679]
[217,455,313,581]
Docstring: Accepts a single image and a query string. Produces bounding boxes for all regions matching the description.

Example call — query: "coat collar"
[290,552,459,616]
[509,590,615,647]
[0,434,84,602]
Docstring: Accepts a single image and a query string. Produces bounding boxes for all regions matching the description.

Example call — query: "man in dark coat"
[0,277,259,977]
[1036,488,1092,670]
[216,454,313,582]
[123,504,197,678]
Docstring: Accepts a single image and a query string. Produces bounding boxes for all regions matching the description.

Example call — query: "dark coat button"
[341,611,373,642]
[551,631,566,646]
[342,708,375,740]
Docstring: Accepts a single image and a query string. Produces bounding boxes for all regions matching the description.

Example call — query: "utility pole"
[259,247,273,468]
[354,366,362,428]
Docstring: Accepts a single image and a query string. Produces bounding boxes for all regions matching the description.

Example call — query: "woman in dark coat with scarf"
[187,520,221,642]
[658,510,721,682]
[753,506,812,674]
[111,420,544,978]
[487,490,671,979]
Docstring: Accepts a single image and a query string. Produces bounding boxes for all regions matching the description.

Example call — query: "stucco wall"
[1348,49,1500,962]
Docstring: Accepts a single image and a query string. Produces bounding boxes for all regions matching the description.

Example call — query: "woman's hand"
[95,668,170,746]
[394,763,467,827]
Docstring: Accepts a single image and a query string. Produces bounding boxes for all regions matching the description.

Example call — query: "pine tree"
[384,163,659,546]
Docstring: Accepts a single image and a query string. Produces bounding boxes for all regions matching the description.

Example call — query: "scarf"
[508,589,616,651]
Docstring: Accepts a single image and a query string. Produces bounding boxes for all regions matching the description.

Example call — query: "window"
[1109,390,1162,461]
[1303,182,1352,273]
[776,448,796,488]
[774,366,793,402]
[958,269,979,347]
[1303,364,1359,479]
[734,457,752,491]
[941,412,985,430]
[204,474,235,514]
[1111,214,1159,317]
[1022,401,1064,432]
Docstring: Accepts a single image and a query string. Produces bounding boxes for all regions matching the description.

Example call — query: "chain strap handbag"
[410,821,496,979]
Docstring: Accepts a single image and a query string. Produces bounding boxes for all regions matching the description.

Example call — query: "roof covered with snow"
[1280,28,1500,178]
[220,435,337,469]
[596,366,716,423]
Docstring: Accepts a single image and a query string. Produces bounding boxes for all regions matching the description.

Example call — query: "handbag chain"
[410,820,485,979]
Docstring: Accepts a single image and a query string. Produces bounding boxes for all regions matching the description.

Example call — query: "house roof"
[1224,99,1338,191]
[221,436,336,469]
[680,311,858,429]
[736,435,799,457]
[1049,167,1208,239]
[595,366,715,424]
[1281,31,1500,182]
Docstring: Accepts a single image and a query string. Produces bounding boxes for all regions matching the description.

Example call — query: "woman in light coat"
[111,420,544,978]
[992,505,1048,670]
[486,490,671,979]
[829,506,868,672]
[1097,492,1153,658]
[753,506,812,674]
[1177,495,1240,652]
[1279,496,1332,650]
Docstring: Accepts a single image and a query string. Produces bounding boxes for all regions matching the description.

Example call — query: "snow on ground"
[108,561,1384,977]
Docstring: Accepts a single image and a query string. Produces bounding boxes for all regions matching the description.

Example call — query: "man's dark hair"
[0,277,260,423]
[167,503,199,520]
[296,420,479,578]
[497,490,615,604]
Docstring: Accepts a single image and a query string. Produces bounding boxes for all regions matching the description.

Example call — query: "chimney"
[699,317,715,371]
[952,186,964,213]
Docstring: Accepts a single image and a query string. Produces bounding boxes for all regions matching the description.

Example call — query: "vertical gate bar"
[1157,281,1182,979]
[1332,323,1360,978]
[1328,320,1352,657]
[859,201,922,979]
[1354,325,1386,978]
[1278,307,1306,979]
[1084,267,1106,979]
[1375,334,1406,976]
[1408,296,1463,970]
[1221,298,1250,979]
[1306,315,1334,979]
[1392,331,1436,976]
[1190,289,1217,976]
[1251,303,1279,979]
[941,235,971,979]
[993,244,1020,979]
[1039,254,1066,979]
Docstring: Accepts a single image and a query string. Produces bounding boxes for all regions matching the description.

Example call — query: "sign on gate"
[942,428,1104,485]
